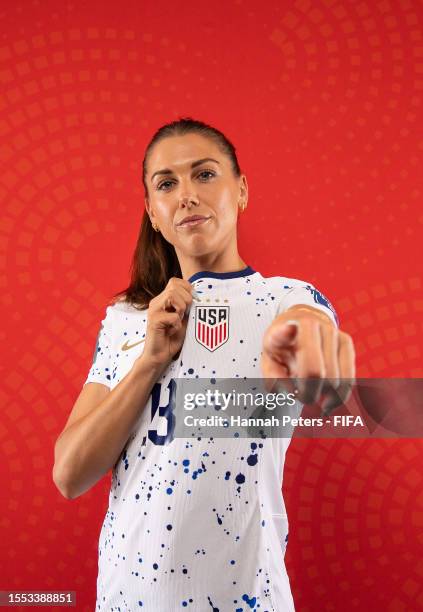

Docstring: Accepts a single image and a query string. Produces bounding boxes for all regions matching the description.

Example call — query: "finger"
[275,375,298,399]
[261,351,292,393]
[295,319,325,404]
[169,277,198,299]
[263,320,299,359]
[320,324,340,388]
[151,310,181,329]
[163,311,183,335]
[180,284,197,302]
[177,285,196,312]
[168,277,192,289]
[262,321,299,391]
[260,334,297,396]
[318,324,341,412]
[321,332,356,416]
[163,294,188,320]
[260,352,288,391]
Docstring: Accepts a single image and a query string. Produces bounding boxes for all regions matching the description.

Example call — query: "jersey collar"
[187,265,256,284]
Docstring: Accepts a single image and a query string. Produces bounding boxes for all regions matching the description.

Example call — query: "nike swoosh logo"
[121,339,145,351]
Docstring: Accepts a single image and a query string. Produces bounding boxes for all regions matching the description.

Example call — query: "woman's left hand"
[260,305,356,415]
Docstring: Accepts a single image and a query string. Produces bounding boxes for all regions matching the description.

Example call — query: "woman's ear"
[239,174,248,206]
[145,198,154,223]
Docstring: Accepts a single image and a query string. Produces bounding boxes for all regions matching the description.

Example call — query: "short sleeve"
[276,282,339,327]
[83,305,114,388]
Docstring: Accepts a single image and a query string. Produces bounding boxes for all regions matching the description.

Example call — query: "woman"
[53,117,355,611]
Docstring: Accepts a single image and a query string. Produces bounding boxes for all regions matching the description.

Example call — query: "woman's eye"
[157,180,173,191]
[157,170,215,191]
[198,170,215,180]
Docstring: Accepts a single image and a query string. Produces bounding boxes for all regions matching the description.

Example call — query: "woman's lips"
[177,216,211,228]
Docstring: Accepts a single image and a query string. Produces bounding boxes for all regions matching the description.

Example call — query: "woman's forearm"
[53,357,165,500]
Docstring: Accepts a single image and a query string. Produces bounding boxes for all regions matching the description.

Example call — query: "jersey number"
[147,379,177,445]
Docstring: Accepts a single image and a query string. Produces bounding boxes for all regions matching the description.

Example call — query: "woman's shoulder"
[107,295,148,314]
[258,272,315,289]
[261,273,338,324]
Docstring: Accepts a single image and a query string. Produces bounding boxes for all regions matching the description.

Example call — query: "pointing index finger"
[294,318,326,404]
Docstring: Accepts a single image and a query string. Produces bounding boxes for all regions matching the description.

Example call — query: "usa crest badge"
[195,305,229,351]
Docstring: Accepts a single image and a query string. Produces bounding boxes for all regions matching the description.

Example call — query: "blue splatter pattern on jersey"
[84,267,338,611]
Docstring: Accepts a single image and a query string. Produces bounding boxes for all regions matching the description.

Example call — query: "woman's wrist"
[132,354,168,380]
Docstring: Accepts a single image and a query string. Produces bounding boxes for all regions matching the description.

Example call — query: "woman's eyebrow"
[150,158,220,183]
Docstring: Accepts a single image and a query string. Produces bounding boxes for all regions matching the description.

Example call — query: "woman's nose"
[179,196,199,208]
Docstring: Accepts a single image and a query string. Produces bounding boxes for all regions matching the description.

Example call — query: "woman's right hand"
[140,277,195,368]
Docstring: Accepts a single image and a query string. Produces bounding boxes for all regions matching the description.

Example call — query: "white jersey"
[84,266,338,612]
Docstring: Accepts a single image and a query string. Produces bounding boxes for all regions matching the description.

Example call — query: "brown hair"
[112,117,242,310]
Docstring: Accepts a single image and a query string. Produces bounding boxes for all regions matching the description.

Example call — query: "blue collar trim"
[188,265,256,284]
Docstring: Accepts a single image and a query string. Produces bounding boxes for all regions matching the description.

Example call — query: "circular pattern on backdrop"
[0,1,421,609]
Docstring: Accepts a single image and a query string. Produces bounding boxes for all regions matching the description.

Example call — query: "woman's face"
[145,133,248,258]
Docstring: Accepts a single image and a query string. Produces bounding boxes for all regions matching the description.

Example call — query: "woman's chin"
[176,237,216,257]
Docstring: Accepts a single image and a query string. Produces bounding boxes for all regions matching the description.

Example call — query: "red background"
[1,0,422,610]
